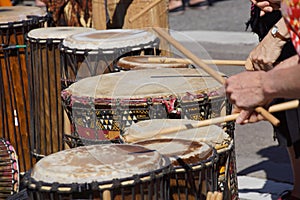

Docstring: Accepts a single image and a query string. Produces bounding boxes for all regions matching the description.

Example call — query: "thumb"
[245,57,254,71]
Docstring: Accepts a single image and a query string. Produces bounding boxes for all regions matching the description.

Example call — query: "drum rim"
[0,16,47,29]
[24,144,172,193]
[117,55,190,70]
[26,27,96,43]
[60,37,160,55]
[0,6,47,27]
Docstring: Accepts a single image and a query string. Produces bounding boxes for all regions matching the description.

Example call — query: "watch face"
[271,26,278,35]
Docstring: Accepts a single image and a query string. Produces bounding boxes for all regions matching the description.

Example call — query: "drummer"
[225,0,300,199]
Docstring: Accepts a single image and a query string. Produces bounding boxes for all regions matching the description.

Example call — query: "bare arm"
[245,17,291,71]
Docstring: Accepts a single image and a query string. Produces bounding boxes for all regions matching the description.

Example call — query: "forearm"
[263,64,300,98]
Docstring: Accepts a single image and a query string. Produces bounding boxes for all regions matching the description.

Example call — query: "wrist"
[261,70,277,99]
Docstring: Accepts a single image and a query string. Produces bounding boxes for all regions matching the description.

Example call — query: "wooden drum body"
[26,27,96,161]
[123,119,238,200]
[61,68,228,144]
[60,29,160,88]
[0,6,47,172]
[24,144,171,200]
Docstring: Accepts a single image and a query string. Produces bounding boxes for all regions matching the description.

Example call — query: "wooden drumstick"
[152,27,280,127]
[147,57,246,66]
[128,0,163,23]
[123,100,299,143]
[206,191,213,200]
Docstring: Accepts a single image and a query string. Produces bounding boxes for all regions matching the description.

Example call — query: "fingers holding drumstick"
[152,27,280,126]
[206,191,223,200]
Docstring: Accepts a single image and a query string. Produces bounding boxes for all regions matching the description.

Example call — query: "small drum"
[25,144,171,200]
[0,138,19,199]
[117,55,190,71]
[60,29,160,88]
[61,68,228,143]
[122,119,238,200]
[0,6,47,172]
[26,27,96,160]
[133,138,218,200]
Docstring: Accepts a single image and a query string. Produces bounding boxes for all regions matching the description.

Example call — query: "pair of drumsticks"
[151,27,296,128]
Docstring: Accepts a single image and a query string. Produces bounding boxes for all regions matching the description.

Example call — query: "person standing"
[226,0,300,199]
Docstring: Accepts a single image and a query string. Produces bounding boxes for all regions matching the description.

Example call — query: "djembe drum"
[0,6,47,172]
[0,138,19,199]
[24,144,171,200]
[26,27,96,161]
[122,118,238,200]
[117,55,191,71]
[132,138,218,200]
[61,68,228,144]
[92,0,170,55]
[60,29,160,89]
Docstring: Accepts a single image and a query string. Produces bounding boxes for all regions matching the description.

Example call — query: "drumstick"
[152,27,280,127]
[123,100,299,143]
[147,57,246,66]
[128,0,163,23]
[206,191,213,200]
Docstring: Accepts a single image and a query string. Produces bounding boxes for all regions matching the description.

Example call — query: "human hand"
[225,71,271,109]
[245,27,287,71]
[250,0,281,16]
[232,105,266,124]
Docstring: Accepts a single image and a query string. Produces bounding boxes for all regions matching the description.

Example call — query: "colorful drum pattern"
[61,68,227,143]
[0,138,19,199]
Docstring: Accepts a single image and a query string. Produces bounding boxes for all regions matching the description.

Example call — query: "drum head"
[134,138,214,167]
[63,68,223,101]
[30,144,170,184]
[117,56,190,70]
[27,27,96,43]
[0,6,46,26]
[123,119,229,147]
[62,29,159,52]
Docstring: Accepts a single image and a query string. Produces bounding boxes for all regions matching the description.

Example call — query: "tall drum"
[0,6,47,172]
[60,29,160,88]
[26,27,96,161]
[24,144,171,200]
[61,68,228,144]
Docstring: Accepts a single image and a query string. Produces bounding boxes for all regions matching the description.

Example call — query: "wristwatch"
[271,25,289,41]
